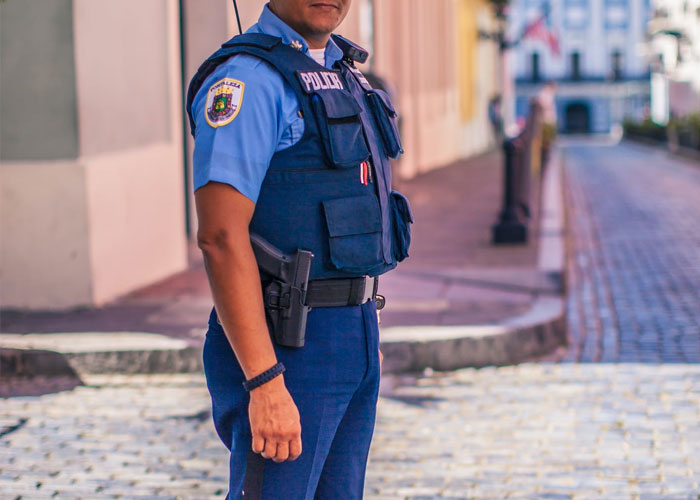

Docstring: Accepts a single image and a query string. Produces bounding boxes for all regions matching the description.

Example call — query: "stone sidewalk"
[1,149,567,380]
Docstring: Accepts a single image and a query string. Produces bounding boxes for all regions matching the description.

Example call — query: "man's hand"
[249,376,302,462]
[195,182,302,462]
[379,348,383,368]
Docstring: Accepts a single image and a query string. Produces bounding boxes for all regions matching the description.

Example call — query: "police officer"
[188,1,411,498]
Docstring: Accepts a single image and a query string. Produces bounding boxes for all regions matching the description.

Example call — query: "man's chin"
[305,13,342,31]
[305,22,339,38]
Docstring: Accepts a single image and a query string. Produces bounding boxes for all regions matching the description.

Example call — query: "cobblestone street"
[2,140,700,499]
[2,366,699,499]
[561,140,700,363]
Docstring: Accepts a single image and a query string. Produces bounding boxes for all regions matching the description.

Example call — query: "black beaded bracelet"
[242,362,286,392]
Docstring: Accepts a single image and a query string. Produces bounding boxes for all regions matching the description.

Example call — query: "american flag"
[522,3,560,57]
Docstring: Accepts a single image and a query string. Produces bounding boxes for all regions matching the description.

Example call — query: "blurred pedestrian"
[488,95,504,142]
[536,80,557,164]
[185,1,412,499]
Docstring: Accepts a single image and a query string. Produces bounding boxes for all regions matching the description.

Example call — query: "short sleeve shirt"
[191,5,344,203]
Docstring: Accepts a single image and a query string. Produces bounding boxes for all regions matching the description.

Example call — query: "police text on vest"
[297,71,344,93]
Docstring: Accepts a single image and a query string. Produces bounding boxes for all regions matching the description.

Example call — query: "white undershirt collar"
[308,48,326,67]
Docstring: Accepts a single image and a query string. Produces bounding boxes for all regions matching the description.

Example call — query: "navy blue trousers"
[203,301,381,500]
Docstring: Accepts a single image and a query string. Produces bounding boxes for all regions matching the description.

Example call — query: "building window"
[532,52,541,82]
[612,50,623,80]
[605,2,629,29]
[565,5,589,29]
[570,52,581,80]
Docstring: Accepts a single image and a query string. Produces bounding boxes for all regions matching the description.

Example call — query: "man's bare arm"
[195,181,301,462]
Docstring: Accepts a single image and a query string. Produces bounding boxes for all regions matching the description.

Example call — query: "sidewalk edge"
[380,149,568,373]
[1,345,204,378]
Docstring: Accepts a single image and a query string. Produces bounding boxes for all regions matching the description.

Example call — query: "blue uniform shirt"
[191,5,344,203]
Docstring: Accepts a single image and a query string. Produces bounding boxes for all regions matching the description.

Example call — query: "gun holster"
[262,278,311,348]
[250,234,313,348]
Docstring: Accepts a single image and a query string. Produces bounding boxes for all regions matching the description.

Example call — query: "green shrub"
[623,118,667,142]
[667,113,700,150]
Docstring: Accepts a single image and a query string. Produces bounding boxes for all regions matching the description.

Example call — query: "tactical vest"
[187,33,412,280]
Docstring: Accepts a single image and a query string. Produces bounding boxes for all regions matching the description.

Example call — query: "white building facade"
[508,0,652,133]
[646,0,700,119]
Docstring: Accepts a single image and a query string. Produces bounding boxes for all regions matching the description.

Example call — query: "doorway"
[565,102,591,133]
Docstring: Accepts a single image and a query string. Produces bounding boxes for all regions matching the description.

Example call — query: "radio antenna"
[232,0,243,35]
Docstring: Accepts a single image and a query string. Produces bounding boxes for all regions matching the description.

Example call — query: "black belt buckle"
[362,276,376,304]
[351,276,377,305]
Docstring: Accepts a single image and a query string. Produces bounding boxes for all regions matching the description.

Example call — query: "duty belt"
[306,276,384,309]
[216,276,384,326]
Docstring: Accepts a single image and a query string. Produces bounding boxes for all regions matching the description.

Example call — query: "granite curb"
[1,333,204,379]
[0,150,567,378]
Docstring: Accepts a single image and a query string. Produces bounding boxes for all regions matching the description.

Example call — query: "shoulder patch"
[205,78,245,128]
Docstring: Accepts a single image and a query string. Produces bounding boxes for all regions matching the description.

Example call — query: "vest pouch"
[365,89,404,159]
[312,90,370,169]
[390,190,413,262]
[323,195,382,272]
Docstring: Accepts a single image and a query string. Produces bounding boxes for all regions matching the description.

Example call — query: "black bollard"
[492,138,528,244]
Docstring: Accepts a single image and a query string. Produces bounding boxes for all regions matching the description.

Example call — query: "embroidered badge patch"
[205,78,244,128]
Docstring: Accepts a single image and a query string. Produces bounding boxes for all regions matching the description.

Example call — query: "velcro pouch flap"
[391,190,414,223]
[369,89,397,117]
[365,89,403,159]
[316,90,362,119]
[323,195,382,236]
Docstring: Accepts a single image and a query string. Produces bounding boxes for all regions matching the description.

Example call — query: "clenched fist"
[249,376,302,462]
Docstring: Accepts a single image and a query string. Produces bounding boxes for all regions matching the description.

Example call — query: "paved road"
[2,140,700,499]
[561,140,700,363]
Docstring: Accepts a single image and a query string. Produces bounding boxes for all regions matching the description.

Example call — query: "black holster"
[251,234,313,348]
[262,278,310,348]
